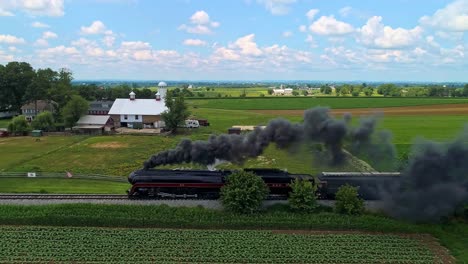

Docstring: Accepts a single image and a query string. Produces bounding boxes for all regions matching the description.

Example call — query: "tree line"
[0,62,89,133]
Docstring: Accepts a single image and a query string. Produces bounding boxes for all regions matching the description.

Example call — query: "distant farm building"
[108,90,168,129]
[273,88,293,95]
[73,115,114,135]
[21,100,56,121]
[88,101,114,115]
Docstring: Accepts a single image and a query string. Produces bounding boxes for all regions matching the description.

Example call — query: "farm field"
[0,226,450,263]
[0,178,128,194]
[0,204,465,262]
[188,97,468,110]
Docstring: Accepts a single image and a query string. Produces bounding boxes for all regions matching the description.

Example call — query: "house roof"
[76,115,111,126]
[108,98,167,116]
[89,101,113,111]
[21,100,56,111]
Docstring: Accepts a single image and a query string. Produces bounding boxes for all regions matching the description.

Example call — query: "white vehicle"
[185,119,199,128]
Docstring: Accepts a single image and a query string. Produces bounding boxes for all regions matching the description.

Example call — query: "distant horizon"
[73,79,467,84]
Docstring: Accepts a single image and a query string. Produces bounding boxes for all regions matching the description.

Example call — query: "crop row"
[0,226,441,263]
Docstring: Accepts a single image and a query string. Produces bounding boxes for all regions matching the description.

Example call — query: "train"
[127,168,401,200]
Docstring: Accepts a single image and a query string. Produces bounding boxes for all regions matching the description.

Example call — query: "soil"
[272,230,455,264]
[251,103,468,117]
[90,142,129,149]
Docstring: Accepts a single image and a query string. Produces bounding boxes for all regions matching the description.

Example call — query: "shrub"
[8,115,30,135]
[220,170,269,214]
[288,178,318,212]
[335,184,364,215]
[32,111,54,131]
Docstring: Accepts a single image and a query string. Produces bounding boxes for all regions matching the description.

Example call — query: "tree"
[288,178,318,212]
[363,87,374,96]
[335,184,364,215]
[161,93,190,133]
[7,115,30,135]
[62,95,89,128]
[0,62,35,112]
[292,90,299,96]
[220,170,269,214]
[463,84,468,97]
[302,90,309,96]
[48,68,74,119]
[267,88,274,95]
[24,68,57,113]
[31,111,54,131]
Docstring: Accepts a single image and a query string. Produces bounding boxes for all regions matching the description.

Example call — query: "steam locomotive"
[127,168,400,200]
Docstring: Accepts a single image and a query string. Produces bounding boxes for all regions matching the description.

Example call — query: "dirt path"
[251,103,468,117]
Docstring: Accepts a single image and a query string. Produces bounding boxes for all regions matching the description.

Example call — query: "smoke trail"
[349,116,396,170]
[383,129,468,222]
[144,107,391,169]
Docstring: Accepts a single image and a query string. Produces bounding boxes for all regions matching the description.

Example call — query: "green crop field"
[0,178,128,194]
[0,226,448,263]
[188,97,468,110]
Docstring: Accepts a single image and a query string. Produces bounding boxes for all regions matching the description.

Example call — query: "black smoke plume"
[144,107,391,169]
[383,129,468,222]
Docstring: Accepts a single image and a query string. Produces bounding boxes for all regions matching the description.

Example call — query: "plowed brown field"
[251,103,468,116]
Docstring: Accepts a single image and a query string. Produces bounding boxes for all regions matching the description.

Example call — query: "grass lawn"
[0,136,87,170]
[0,178,129,194]
[0,204,465,262]
[188,97,468,110]
[0,118,11,128]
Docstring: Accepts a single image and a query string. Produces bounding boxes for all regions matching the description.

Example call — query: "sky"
[0,0,467,81]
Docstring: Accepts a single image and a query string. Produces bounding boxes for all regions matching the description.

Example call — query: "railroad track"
[0,194,128,200]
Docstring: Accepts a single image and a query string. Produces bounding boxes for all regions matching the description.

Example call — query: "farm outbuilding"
[108,91,168,129]
[73,115,114,135]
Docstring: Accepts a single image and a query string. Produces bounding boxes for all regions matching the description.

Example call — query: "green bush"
[288,178,318,212]
[335,184,364,215]
[7,115,30,135]
[220,170,269,214]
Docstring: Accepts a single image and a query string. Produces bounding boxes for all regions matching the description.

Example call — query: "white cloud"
[0,9,14,16]
[282,31,293,38]
[179,10,220,35]
[305,35,318,48]
[212,47,241,61]
[306,9,319,20]
[339,6,352,17]
[102,35,116,47]
[419,0,468,32]
[183,39,207,46]
[120,41,151,50]
[299,25,307,32]
[0,34,26,45]
[190,10,210,24]
[309,16,354,35]
[34,39,49,47]
[0,0,64,16]
[358,16,423,49]
[81,21,110,35]
[178,24,212,34]
[42,31,58,39]
[37,45,79,57]
[257,0,296,15]
[229,34,263,56]
[31,21,50,28]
